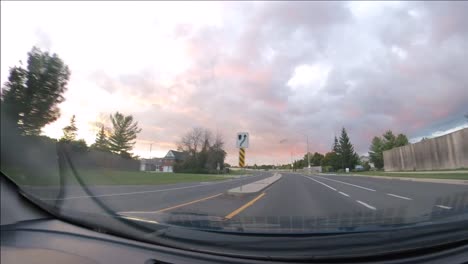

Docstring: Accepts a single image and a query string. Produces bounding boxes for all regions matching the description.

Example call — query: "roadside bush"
[363,161,371,171]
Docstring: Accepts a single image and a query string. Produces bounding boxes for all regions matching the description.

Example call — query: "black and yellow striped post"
[239,147,246,168]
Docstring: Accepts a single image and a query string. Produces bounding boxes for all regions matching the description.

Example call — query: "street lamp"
[306,135,310,168]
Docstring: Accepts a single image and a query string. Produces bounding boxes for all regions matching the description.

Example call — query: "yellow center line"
[154,193,223,213]
[224,192,266,220]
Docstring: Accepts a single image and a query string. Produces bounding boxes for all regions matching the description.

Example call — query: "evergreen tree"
[337,127,359,170]
[331,135,342,170]
[108,112,141,157]
[369,136,384,169]
[60,115,77,142]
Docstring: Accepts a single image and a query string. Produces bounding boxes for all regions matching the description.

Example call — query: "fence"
[383,128,468,171]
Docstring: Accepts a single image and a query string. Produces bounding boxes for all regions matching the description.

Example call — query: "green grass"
[1,167,232,186]
[227,169,254,175]
[347,171,468,180]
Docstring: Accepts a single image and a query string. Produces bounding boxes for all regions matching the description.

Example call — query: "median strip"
[224,192,266,220]
[228,173,281,194]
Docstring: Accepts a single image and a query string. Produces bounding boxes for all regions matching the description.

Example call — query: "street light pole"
[307,135,310,168]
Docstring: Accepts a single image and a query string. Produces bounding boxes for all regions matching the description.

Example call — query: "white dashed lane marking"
[435,205,452,210]
[315,176,376,192]
[387,193,412,200]
[304,176,337,191]
[338,191,350,197]
[356,200,377,210]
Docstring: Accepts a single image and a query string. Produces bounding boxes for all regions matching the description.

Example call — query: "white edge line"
[315,176,376,192]
[356,200,377,210]
[338,191,350,197]
[387,193,412,200]
[436,205,452,210]
[304,176,337,191]
[38,175,263,201]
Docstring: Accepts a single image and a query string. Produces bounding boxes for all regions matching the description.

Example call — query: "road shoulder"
[320,173,468,185]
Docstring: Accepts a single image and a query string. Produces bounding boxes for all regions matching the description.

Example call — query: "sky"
[1,1,467,165]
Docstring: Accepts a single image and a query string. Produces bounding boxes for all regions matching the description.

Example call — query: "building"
[140,158,164,172]
[162,150,188,172]
[360,155,375,168]
[140,150,188,172]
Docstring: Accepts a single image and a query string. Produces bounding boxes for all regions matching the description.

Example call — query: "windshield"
[1,0,468,256]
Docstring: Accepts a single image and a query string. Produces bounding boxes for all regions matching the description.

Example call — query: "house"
[140,158,164,172]
[360,155,375,168]
[161,150,188,172]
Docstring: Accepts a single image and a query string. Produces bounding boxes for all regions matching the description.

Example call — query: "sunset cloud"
[2,1,467,164]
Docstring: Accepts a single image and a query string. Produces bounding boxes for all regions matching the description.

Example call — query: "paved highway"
[29,171,468,232]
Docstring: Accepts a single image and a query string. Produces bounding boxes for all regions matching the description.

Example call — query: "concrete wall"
[383,128,468,171]
[303,166,323,173]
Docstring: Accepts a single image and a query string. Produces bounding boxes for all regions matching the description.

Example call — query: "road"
[28,171,468,232]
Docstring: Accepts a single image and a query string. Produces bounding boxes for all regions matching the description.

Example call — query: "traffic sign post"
[237,132,249,168]
[239,148,245,168]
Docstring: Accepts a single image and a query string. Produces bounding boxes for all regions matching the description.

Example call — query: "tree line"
[1,47,141,159]
[255,128,410,172]
[58,112,141,158]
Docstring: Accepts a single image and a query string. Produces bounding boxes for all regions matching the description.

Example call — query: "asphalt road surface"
[28,171,468,232]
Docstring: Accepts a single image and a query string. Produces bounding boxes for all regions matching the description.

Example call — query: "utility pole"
[307,135,310,168]
[149,143,152,159]
[290,151,293,172]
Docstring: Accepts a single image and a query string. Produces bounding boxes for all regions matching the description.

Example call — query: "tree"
[176,128,227,173]
[395,133,409,146]
[337,127,359,170]
[369,130,409,169]
[321,152,338,172]
[108,112,141,157]
[70,139,88,153]
[1,47,70,135]
[369,136,384,169]
[178,127,204,156]
[310,152,324,166]
[60,115,78,142]
[330,135,342,170]
[206,133,227,172]
[91,125,110,152]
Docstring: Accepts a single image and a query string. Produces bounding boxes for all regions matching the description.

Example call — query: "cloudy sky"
[2,1,467,165]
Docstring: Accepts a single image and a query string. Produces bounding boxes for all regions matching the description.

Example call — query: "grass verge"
[1,167,232,186]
